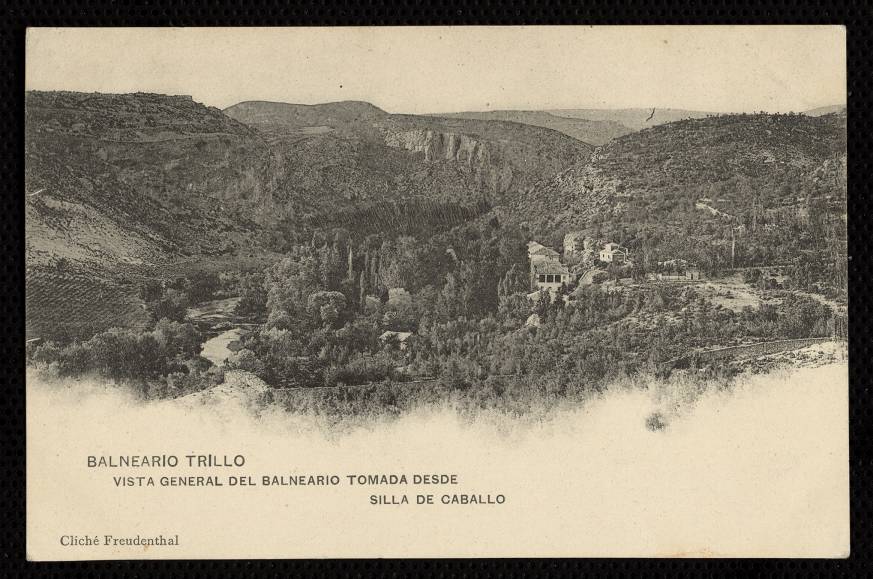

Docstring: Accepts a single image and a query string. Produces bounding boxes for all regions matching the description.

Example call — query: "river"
[200,327,243,366]
[186,296,246,366]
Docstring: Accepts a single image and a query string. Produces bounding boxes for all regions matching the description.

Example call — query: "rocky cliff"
[225,100,594,216]
[382,128,514,194]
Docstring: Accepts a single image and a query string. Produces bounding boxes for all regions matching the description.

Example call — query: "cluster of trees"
[398,284,835,387]
[139,272,222,322]
[225,219,529,387]
[222,211,839,395]
[27,318,219,398]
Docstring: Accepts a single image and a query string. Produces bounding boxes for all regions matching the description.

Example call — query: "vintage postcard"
[25,26,848,559]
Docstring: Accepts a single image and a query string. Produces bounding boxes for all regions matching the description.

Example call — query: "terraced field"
[26,269,150,341]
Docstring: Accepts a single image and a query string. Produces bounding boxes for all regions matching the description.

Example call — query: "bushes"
[776,294,832,338]
[227,348,267,379]
[28,319,204,383]
[152,318,201,358]
[138,272,223,324]
[235,272,268,318]
[324,353,395,387]
[185,272,220,304]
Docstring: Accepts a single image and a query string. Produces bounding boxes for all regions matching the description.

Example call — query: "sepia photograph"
[24,26,848,559]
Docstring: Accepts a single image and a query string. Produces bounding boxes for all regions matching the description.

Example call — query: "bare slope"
[25,91,284,338]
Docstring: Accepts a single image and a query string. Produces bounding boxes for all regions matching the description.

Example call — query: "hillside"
[26,92,595,337]
[27,93,593,265]
[547,107,716,132]
[25,91,287,338]
[224,100,594,230]
[440,110,633,146]
[25,91,282,267]
[513,112,847,265]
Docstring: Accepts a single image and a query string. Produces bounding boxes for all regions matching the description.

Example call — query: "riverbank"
[187,295,255,366]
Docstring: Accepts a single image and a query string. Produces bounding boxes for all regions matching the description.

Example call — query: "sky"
[25,26,846,114]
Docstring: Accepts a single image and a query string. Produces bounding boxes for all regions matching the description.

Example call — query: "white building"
[531,259,571,291]
[599,242,629,263]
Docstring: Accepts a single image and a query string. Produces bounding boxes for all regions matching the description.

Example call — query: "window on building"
[539,274,546,282]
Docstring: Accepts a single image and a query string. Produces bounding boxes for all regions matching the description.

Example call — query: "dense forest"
[29,212,841,413]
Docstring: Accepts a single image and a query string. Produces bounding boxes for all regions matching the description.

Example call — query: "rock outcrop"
[383,128,514,194]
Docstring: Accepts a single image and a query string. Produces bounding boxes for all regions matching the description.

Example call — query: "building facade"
[599,242,629,263]
[531,259,571,291]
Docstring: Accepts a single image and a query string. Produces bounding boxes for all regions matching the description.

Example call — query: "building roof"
[529,246,559,258]
[601,242,628,253]
[527,241,560,257]
[532,260,570,275]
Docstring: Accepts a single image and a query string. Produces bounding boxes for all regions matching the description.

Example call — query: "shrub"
[235,272,268,318]
[149,288,189,323]
[185,272,220,304]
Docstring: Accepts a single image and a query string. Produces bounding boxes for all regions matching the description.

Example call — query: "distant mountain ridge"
[547,107,718,132]
[26,91,847,269]
[802,104,847,117]
[439,110,634,146]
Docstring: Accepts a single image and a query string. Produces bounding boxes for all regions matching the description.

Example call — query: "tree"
[235,272,268,318]
[152,318,201,359]
[308,291,348,329]
[186,272,220,304]
[149,288,188,323]
[437,272,464,321]
[378,236,419,290]
[534,290,551,321]
[498,264,529,300]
